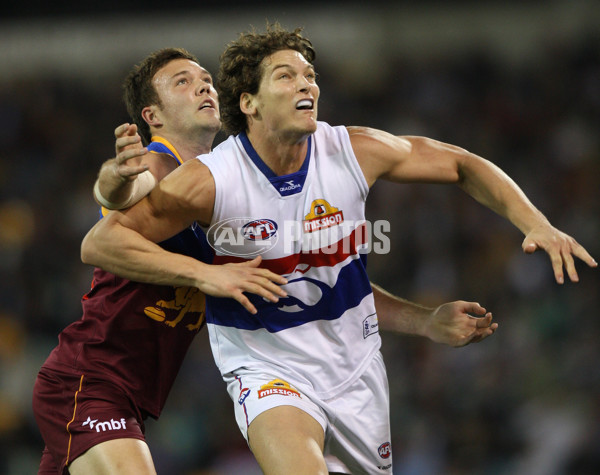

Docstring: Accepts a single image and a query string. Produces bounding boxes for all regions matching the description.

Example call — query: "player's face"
[253,49,319,139]
[151,58,221,137]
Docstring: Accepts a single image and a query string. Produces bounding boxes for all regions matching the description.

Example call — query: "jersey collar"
[239,132,311,197]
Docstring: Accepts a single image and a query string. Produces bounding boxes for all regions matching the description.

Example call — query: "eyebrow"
[271,63,315,74]
[169,69,212,81]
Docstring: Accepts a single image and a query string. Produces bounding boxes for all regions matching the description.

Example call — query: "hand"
[199,256,288,314]
[425,301,497,347]
[522,224,597,284]
[113,123,149,181]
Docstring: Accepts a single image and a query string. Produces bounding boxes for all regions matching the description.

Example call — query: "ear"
[141,105,162,128]
[240,92,256,116]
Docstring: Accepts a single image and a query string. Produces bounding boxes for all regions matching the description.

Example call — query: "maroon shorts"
[32,367,146,474]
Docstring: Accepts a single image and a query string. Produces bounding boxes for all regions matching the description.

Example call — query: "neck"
[246,128,309,176]
[151,131,214,162]
[171,140,212,162]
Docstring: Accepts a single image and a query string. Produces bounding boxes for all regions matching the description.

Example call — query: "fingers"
[522,240,537,254]
[261,270,288,286]
[238,256,262,267]
[558,238,598,283]
[467,315,497,345]
[114,132,147,179]
[232,278,287,314]
[115,124,145,165]
[114,123,138,137]
[116,147,148,167]
[463,301,486,317]
[572,242,598,269]
[228,258,288,286]
[475,312,493,328]
[524,229,597,283]
[243,280,287,303]
[550,250,566,284]
[218,261,288,313]
[114,123,131,138]
[116,135,145,158]
[562,249,578,283]
[469,325,497,344]
[233,292,258,315]
[552,241,587,284]
[476,322,498,340]
[116,133,141,151]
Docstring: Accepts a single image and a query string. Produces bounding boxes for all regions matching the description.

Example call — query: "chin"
[303,116,318,131]
[297,124,317,138]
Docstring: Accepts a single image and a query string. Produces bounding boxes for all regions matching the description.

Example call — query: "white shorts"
[224,351,392,474]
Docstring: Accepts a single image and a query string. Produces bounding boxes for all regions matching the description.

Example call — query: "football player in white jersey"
[82,24,596,475]
[95,47,499,475]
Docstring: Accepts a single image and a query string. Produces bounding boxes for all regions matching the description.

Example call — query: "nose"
[196,81,212,96]
[297,76,311,93]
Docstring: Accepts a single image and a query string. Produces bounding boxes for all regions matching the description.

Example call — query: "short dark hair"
[123,48,200,144]
[217,23,316,136]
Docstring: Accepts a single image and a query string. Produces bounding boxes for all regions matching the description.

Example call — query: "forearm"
[81,210,290,314]
[407,138,596,282]
[373,283,497,347]
[81,214,204,288]
[372,283,432,336]
[397,136,550,235]
[457,153,550,235]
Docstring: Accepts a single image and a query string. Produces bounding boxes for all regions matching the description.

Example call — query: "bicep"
[123,160,215,242]
[349,127,462,186]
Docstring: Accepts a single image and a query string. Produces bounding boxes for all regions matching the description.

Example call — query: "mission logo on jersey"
[303,199,344,233]
[258,379,302,399]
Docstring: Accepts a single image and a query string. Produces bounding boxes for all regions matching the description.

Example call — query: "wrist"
[418,309,435,339]
[94,170,157,210]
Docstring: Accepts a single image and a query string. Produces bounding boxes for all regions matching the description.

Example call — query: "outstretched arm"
[83,160,288,314]
[350,127,597,283]
[372,284,497,347]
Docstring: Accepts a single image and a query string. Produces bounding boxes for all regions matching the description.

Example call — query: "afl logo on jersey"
[207,217,279,257]
[242,219,278,241]
[378,442,392,459]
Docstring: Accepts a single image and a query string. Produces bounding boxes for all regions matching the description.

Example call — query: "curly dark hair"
[123,48,200,145]
[217,22,316,136]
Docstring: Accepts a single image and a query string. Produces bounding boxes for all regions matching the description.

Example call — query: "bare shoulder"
[141,151,179,181]
[347,126,410,149]
[159,159,213,193]
[346,126,412,185]
[154,159,215,225]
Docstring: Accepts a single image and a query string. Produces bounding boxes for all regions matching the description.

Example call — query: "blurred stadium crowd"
[0,5,598,475]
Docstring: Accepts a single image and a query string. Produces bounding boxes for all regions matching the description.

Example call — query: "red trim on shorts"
[236,375,250,427]
[65,374,84,465]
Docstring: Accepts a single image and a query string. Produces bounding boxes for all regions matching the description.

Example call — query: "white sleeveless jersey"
[199,121,381,399]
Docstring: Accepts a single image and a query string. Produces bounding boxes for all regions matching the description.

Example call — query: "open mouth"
[199,100,215,110]
[296,99,314,110]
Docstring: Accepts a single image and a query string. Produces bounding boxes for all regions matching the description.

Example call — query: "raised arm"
[82,159,288,313]
[93,123,164,210]
[350,126,597,283]
[372,284,497,347]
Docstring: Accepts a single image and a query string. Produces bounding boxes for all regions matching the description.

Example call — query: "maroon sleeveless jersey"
[42,220,212,419]
[42,139,214,419]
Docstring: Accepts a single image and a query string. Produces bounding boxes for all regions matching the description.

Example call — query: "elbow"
[81,222,106,266]
[81,212,117,265]
[80,231,95,265]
